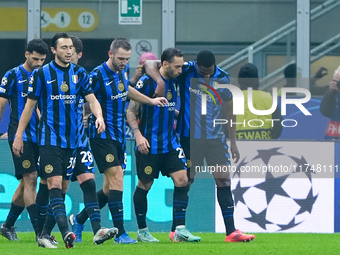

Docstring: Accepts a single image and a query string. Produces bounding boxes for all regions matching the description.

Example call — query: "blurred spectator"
[320,65,340,139]
[129,52,157,87]
[236,63,282,139]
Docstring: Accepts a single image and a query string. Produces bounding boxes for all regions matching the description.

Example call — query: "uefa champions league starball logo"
[231,148,319,231]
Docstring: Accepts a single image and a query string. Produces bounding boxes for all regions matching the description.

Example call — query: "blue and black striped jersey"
[176,61,232,139]
[28,61,92,149]
[135,74,180,154]
[0,64,38,142]
[88,62,129,143]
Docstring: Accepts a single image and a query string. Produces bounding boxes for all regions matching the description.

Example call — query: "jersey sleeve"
[135,75,152,96]
[79,68,93,97]
[0,70,15,99]
[28,69,42,100]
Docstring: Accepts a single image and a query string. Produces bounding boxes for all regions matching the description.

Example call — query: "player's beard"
[56,53,71,66]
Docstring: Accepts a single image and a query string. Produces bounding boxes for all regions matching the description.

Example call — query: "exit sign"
[119,0,142,25]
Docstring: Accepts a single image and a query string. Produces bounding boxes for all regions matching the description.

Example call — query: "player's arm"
[143,60,165,97]
[225,99,240,163]
[85,93,105,134]
[12,98,37,156]
[128,86,167,106]
[0,97,8,122]
[126,100,149,154]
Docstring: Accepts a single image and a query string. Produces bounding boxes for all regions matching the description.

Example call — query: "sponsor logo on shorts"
[186,159,192,168]
[22,160,31,169]
[106,154,115,163]
[45,164,53,174]
[144,166,152,175]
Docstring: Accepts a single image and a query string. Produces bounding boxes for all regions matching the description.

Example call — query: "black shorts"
[90,138,126,173]
[69,146,95,182]
[9,141,39,180]
[180,135,191,168]
[190,138,230,167]
[39,145,74,180]
[135,148,187,182]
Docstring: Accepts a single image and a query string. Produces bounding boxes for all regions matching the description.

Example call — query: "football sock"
[35,182,49,235]
[108,190,125,237]
[172,186,189,231]
[49,188,69,238]
[26,204,40,236]
[80,179,101,234]
[41,193,66,237]
[4,203,25,228]
[133,187,148,229]
[76,189,108,225]
[41,205,55,236]
[217,186,236,235]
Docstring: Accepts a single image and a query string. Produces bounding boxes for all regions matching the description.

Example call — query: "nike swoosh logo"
[87,166,94,170]
[18,80,27,84]
[66,173,72,176]
[47,79,56,84]
[106,81,113,86]
[118,209,123,212]
[180,234,189,239]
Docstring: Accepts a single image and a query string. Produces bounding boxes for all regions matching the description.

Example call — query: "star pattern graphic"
[234,147,319,231]
[290,155,315,181]
[255,171,290,204]
[245,208,272,230]
[294,188,318,214]
[277,218,302,231]
[252,147,284,165]
[232,181,249,205]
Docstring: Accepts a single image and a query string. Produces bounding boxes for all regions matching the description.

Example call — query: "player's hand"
[95,117,106,134]
[230,143,240,164]
[153,80,166,97]
[12,137,23,157]
[135,133,150,154]
[151,97,168,106]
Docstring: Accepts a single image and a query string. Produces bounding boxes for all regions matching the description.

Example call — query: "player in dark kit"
[127,47,201,242]
[0,39,49,241]
[145,50,255,242]
[12,32,116,249]
[68,38,167,244]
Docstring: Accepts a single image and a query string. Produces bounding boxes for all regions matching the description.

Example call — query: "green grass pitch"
[0,232,339,255]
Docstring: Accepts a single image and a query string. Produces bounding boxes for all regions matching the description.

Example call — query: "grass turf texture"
[0,232,338,255]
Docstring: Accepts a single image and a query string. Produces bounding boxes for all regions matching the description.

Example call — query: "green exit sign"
[119,0,142,25]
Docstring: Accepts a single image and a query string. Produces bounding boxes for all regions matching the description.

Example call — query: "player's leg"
[21,171,40,238]
[166,149,200,242]
[208,139,255,242]
[1,180,24,241]
[90,138,136,244]
[38,146,75,248]
[133,151,158,242]
[35,179,49,236]
[71,146,117,244]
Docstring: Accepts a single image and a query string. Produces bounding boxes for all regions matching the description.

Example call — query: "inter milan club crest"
[167,91,172,100]
[118,82,125,92]
[144,166,153,175]
[60,82,69,92]
[106,154,115,163]
[72,75,78,83]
